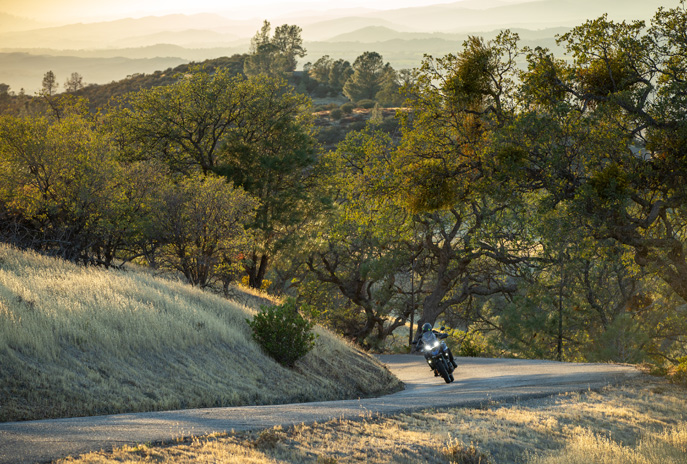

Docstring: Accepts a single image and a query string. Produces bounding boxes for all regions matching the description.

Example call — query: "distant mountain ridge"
[0,0,676,93]
[300,17,414,41]
[355,0,668,33]
[0,0,669,49]
[326,26,416,43]
[325,25,570,44]
[0,14,258,49]
[0,13,48,32]
[0,53,187,94]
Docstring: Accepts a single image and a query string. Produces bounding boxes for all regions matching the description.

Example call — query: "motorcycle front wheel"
[436,358,453,383]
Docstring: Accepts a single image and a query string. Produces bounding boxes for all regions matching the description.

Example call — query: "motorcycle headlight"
[424,341,440,351]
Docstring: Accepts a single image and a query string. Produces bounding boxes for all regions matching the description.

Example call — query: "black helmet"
[422,322,432,333]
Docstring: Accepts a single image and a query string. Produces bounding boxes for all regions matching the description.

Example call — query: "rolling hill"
[0,53,188,96]
[0,244,402,422]
[356,0,669,33]
[0,13,255,50]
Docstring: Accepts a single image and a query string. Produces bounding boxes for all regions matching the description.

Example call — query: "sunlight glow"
[3,0,469,22]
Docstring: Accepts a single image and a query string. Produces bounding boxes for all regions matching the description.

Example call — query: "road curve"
[0,355,639,464]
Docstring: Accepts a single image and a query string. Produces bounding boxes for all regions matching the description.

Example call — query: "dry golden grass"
[57,377,687,464]
[0,244,402,422]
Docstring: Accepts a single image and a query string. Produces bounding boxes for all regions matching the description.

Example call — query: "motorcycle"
[413,328,455,383]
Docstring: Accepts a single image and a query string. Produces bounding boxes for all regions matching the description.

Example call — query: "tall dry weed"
[529,423,687,464]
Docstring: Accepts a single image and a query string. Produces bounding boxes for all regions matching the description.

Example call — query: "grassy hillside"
[0,245,402,422]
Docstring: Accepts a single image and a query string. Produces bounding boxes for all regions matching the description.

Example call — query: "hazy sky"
[2,0,480,22]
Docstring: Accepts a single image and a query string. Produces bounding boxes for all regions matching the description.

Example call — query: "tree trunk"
[247,252,270,289]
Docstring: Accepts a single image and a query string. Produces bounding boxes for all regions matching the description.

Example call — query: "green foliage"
[446,328,494,358]
[307,32,530,345]
[308,55,333,83]
[41,70,57,96]
[343,52,388,102]
[520,47,570,107]
[329,59,354,94]
[70,56,247,112]
[305,55,353,97]
[671,357,687,385]
[368,103,383,125]
[347,120,367,132]
[246,298,317,367]
[558,14,648,99]
[402,161,459,212]
[316,125,346,146]
[5,2,687,369]
[111,66,249,174]
[112,66,317,289]
[587,314,649,364]
[395,32,521,213]
[0,82,266,285]
[153,173,258,288]
[0,107,144,264]
[340,102,355,114]
[378,116,400,135]
[244,21,306,76]
[356,99,376,109]
[375,66,404,107]
[588,163,629,200]
[444,36,498,109]
[304,127,415,345]
[517,1,687,310]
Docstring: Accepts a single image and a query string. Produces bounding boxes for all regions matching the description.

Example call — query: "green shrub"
[356,99,376,109]
[340,102,355,114]
[671,357,687,385]
[347,121,367,132]
[445,327,492,357]
[314,85,330,98]
[247,298,317,367]
[380,116,400,134]
[330,108,343,120]
[317,126,345,145]
[587,314,649,363]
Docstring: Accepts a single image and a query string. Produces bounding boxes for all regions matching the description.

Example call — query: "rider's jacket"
[419,330,439,348]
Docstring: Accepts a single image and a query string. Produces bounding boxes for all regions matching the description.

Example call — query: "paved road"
[0,356,639,464]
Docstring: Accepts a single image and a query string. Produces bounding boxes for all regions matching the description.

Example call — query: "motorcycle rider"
[414,322,458,370]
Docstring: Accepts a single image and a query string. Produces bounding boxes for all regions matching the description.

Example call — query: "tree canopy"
[111,66,317,289]
[2,2,687,368]
[244,21,306,77]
